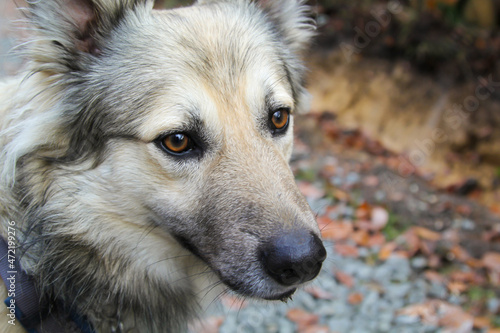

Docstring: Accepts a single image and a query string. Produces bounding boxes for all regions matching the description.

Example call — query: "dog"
[0,0,326,332]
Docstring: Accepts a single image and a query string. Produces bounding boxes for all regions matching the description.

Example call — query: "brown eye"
[271,108,290,131]
[162,133,191,154]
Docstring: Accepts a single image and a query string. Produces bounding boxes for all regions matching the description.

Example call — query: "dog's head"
[19,0,326,302]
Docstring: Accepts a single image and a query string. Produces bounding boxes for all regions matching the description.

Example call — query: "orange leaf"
[221,295,248,310]
[424,270,447,284]
[473,317,490,330]
[305,286,334,300]
[378,242,397,260]
[189,316,224,333]
[491,204,500,216]
[335,270,355,288]
[450,245,471,262]
[356,202,371,220]
[298,182,325,200]
[447,281,467,294]
[483,252,500,272]
[465,257,483,269]
[413,226,441,241]
[332,189,350,202]
[363,175,379,187]
[367,232,386,247]
[334,243,359,258]
[352,230,371,247]
[316,216,332,230]
[287,308,319,331]
[399,300,473,330]
[321,221,353,241]
[347,292,363,305]
[300,325,330,333]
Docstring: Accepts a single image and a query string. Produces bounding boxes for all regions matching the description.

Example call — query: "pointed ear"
[257,0,315,55]
[28,0,153,71]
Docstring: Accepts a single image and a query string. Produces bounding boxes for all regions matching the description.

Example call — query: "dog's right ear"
[28,0,153,72]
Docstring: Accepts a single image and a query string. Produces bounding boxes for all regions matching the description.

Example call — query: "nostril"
[260,230,326,287]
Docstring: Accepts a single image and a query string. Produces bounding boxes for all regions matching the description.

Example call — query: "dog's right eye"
[160,133,194,155]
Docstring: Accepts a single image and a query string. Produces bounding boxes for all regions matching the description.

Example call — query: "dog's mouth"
[263,288,297,302]
[172,230,326,300]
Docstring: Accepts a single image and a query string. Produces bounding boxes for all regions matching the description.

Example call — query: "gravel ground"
[194,125,500,333]
[205,207,468,333]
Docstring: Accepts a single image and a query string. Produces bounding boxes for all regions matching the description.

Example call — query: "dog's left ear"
[28,0,154,72]
[197,0,315,55]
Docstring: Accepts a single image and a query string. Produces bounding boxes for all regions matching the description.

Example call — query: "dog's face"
[20,0,326,302]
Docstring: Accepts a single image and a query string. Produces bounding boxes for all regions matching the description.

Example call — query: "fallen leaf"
[221,295,248,310]
[424,270,447,284]
[332,188,350,201]
[334,243,359,258]
[300,325,330,333]
[352,229,371,247]
[347,292,363,305]
[370,206,389,230]
[305,286,334,300]
[298,182,325,200]
[491,204,500,216]
[321,220,353,241]
[399,229,420,256]
[378,242,397,260]
[316,216,332,230]
[393,250,410,258]
[335,270,355,288]
[473,317,491,330]
[354,219,373,230]
[465,257,483,269]
[287,308,319,331]
[189,316,224,333]
[413,226,441,241]
[447,281,467,294]
[399,300,474,331]
[450,271,477,283]
[438,302,474,332]
[355,202,371,220]
[483,252,500,272]
[367,232,386,247]
[450,245,471,262]
[363,175,379,187]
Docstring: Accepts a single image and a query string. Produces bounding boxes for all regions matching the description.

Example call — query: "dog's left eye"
[269,108,290,134]
[160,133,194,155]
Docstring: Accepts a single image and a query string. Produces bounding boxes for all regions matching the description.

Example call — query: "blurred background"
[1,0,500,332]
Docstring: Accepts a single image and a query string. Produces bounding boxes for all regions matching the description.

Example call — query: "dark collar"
[0,236,95,333]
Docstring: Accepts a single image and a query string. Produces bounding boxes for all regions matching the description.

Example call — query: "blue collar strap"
[0,237,95,333]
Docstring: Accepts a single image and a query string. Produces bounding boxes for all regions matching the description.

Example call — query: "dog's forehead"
[137,5,295,140]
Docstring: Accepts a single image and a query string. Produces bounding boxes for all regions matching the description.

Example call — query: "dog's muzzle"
[259,230,326,287]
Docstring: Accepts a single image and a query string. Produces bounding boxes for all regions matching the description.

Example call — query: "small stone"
[488,298,500,313]
[394,315,420,325]
[385,283,411,300]
[410,256,428,269]
[328,318,351,332]
[428,281,448,299]
[278,318,295,333]
[346,172,361,185]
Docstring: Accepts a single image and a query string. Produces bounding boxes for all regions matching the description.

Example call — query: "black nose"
[260,230,327,286]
